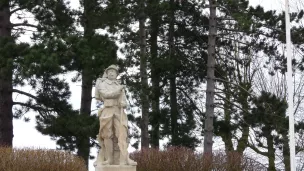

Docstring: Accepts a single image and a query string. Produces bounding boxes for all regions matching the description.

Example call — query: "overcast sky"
[11,0,300,171]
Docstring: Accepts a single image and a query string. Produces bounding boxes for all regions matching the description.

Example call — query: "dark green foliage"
[152,0,208,148]
[209,3,304,170]
[112,0,209,149]
[0,0,76,146]
[250,91,288,134]
[63,34,118,76]
[248,92,288,170]
[0,0,119,166]
[1,0,303,169]
[34,18,118,169]
[36,111,99,152]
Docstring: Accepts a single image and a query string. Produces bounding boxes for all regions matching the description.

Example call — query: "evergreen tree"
[153,0,208,148]
[211,1,304,169]
[139,0,150,148]
[148,0,161,148]
[204,0,217,154]
[211,0,304,154]
[116,0,208,149]
[248,91,288,171]
[0,0,14,146]
[0,0,74,146]
[35,0,119,166]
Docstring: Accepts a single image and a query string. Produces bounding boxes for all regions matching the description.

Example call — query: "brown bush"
[131,147,267,171]
[0,147,86,171]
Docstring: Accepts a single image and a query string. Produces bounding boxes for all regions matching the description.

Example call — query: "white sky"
[11,0,301,171]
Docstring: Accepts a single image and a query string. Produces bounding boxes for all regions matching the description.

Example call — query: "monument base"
[95,165,136,171]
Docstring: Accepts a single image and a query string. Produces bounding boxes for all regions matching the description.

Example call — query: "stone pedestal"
[95,165,136,171]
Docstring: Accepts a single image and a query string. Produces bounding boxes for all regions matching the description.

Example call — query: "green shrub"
[0,147,86,171]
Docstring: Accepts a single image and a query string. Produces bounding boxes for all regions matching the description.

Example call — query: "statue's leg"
[94,135,106,167]
[98,136,106,162]
[100,139,106,161]
[102,119,114,165]
[116,125,137,166]
[125,123,137,165]
[113,117,127,165]
[114,117,138,165]
[103,138,114,165]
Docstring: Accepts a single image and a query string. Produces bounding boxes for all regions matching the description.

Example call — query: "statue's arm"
[95,78,103,101]
[99,86,122,99]
[95,88,103,101]
[119,89,128,108]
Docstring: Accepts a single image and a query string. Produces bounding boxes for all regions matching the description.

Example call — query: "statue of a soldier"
[94,65,137,167]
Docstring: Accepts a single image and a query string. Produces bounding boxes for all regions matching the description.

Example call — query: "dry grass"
[131,147,267,171]
[0,147,86,171]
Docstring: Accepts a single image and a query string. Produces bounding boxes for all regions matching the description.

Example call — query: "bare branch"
[248,143,268,156]
[13,102,52,120]
[217,17,235,21]
[215,78,256,97]
[10,7,26,14]
[11,23,38,28]
[13,102,47,111]
[12,89,37,100]
[176,87,204,115]
[217,26,251,34]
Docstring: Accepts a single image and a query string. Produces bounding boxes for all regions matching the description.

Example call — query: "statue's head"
[104,65,119,80]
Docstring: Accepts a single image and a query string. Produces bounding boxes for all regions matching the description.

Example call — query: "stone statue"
[94,65,137,170]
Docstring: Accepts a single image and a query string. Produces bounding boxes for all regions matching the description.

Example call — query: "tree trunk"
[149,0,160,148]
[204,0,217,154]
[78,67,93,167]
[236,99,249,153]
[77,0,94,167]
[236,84,250,153]
[222,83,233,151]
[169,0,178,146]
[139,0,149,148]
[266,130,276,171]
[0,1,13,146]
[169,77,178,145]
[282,132,290,171]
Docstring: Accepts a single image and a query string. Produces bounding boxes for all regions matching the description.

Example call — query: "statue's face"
[107,69,118,80]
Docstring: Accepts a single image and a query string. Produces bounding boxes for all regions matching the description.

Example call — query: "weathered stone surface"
[94,65,137,169]
[95,165,136,171]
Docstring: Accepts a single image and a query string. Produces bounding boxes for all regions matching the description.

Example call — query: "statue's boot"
[119,150,128,166]
[102,139,114,165]
[94,135,106,167]
[119,148,137,166]
[94,147,106,166]
[119,150,137,166]
[118,139,128,165]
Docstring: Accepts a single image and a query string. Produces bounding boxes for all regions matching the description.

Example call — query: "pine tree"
[0,0,14,146]
[248,91,288,171]
[208,0,304,155]
[115,0,208,149]
[204,0,217,154]
[152,0,208,148]
[31,0,120,166]
[0,0,74,146]
[139,0,150,148]
[148,0,161,148]
[168,0,178,146]
[211,2,304,169]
